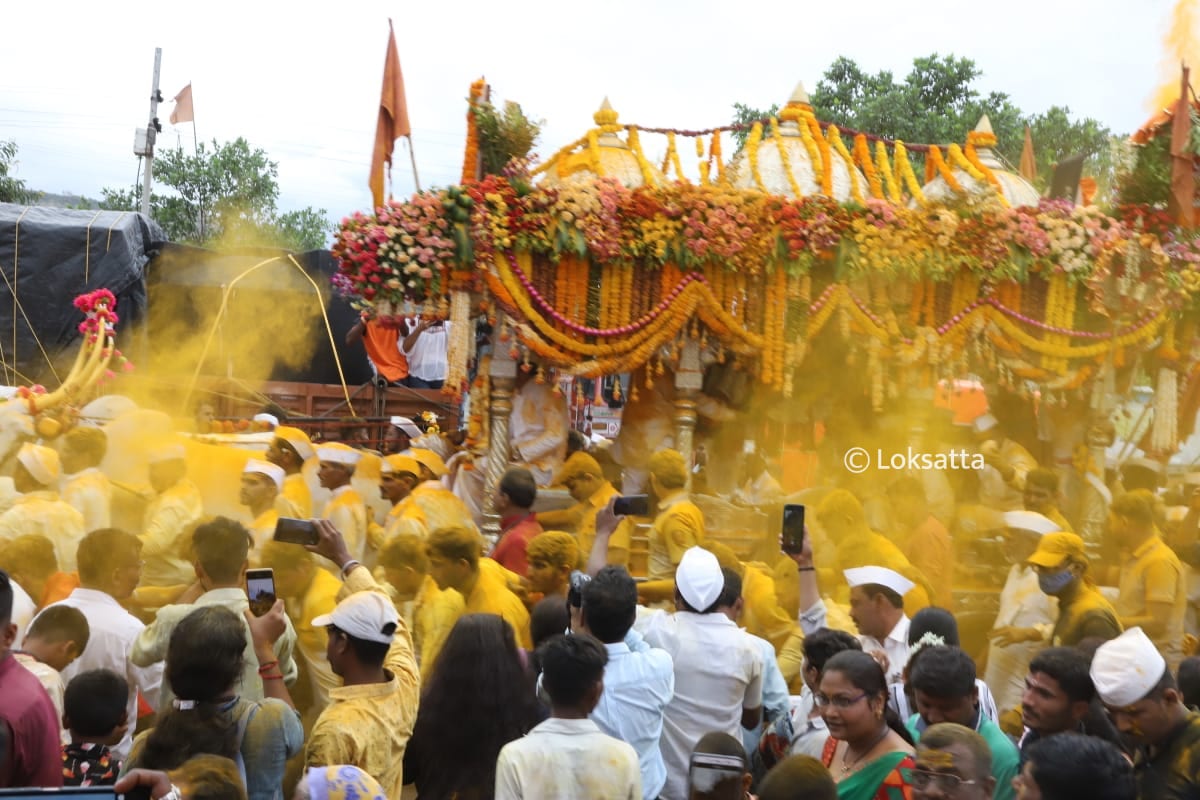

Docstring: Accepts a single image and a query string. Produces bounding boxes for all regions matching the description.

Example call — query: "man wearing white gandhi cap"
[640,546,764,800]
[983,510,1061,716]
[241,458,284,557]
[843,566,914,684]
[0,442,85,573]
[1090,626,1200,798]
[317,443,370,563]
[141,440,205,588]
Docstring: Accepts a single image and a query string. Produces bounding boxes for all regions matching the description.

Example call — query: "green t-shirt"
[908,711,1020,800]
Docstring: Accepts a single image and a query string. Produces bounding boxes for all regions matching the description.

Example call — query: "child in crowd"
[17,604,90,736]
[61,669,129,786]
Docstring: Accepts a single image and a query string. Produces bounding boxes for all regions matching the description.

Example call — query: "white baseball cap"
[311,591,399,645]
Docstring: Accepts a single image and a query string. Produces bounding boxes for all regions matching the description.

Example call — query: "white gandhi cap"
[675,547,725,611]
[843,566,915,597]
[1002,510,1060,536]
[243,458,285,490]
[1090,627,1167,707]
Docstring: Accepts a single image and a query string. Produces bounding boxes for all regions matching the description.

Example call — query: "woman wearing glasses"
[818,650,916,799]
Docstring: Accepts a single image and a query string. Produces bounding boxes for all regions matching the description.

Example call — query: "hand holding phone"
[613,494,650,517]
[274,517,319,546]
[781,504,806,555]
[246,568,276,617]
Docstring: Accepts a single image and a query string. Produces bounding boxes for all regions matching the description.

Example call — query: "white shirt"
[402,319,449,382]
[590,631,675,800]
[744,632,792,756]
[11,581,35,645]
[789,685,830,759]
[61,467,112,533]
[984,564,1057,714]
[859,615,911,685]
[640,611,764,800]
[45,588,163,760]
[495,717,642,800]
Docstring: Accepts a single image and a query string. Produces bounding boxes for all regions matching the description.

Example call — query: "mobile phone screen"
[246,568,276,617]
[613,494,650,517]
[688,753,745,795]
[273,517,318,545]
[781,504,805,554]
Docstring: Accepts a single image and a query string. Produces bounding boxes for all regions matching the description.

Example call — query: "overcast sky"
[1,0,1188,230]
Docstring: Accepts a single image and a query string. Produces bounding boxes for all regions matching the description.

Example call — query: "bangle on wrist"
[261,672,285,681]
[798,566,816,572]
[341,559,361,577]
[257,661,280,675]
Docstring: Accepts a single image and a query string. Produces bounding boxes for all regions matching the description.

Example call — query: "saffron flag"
[369,20,412,209]
[1019,126,1037,183]
[1169,64,1194,228]
[169,83,194,125]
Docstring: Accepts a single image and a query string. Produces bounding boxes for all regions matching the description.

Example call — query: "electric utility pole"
[133,48,163,218]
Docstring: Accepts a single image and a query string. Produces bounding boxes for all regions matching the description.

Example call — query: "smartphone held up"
[246,568,276,617]
[781,504,805,555]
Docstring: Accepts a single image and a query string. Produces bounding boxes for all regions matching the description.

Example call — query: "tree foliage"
[473,99,543,176]
[0,140,40,205]
[732,54,1115,195]
[99,137,331,251]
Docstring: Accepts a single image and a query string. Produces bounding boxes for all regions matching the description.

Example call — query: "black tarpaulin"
[0,203,160,384]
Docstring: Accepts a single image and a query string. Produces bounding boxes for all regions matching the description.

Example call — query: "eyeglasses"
[813,692,867,709]
[910,770,979,792]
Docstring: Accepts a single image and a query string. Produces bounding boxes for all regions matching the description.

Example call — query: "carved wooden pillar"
[481,332,517,544]
[674,338,703,475]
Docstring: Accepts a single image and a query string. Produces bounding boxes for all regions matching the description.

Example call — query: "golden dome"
[915,115,1041,209]
[727,83,868,201]
[540,98,665,189]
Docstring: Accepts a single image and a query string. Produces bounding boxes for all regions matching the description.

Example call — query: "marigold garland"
[893,143,926,205]
[461,79,486,184]
[854,134,884,200]
[927,146,964,193]
[769,118,805,199]
[795,113,825,191]
[875,141,902,204]
[624,127,660,187]
[746,123,766,190]
[827,126,863,205]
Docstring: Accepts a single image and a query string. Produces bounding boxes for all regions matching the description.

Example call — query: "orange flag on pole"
[169,83,194,125]
[369,20,412,210]
[1169,64,1194,228]
[1019,126,1037,183]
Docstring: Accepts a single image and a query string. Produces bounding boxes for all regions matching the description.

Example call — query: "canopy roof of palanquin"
[916,115,1040,209]
[726,83,869,202]
[538,98,667,189]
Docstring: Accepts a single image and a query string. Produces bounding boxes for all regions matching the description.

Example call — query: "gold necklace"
[840,728,890,775]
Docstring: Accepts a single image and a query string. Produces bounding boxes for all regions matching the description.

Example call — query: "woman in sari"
[819,650,916,800]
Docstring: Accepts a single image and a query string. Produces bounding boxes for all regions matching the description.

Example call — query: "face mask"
[1038,569,1075,595]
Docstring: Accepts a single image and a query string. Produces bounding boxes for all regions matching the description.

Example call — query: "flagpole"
[406,135,422,193]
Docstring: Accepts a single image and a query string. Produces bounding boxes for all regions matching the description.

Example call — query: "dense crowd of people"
[0,402,1199,800]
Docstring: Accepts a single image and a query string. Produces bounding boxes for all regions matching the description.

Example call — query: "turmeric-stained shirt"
[140,480,204,588]
[276,473,313,520]
[412,574,464,678]
[385,498,428,539]
[362,320,409,384]
[410,481,476,534]
[464,561,532,649]
[61,467,112,533]
[1045,507,1074,533]
[248,508,280,561]
[306,567,420,799]
[1117,535,1186,668]
[324,486,369,562]
[287,567,342,709]
[901,515,955,609]
[1050,584,1122,648]
[741,563,800,653]
[0,491,85,573]
[647,492,705,581]
[575,482,633,569]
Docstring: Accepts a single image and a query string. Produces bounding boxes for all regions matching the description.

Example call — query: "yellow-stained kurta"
[409,481,475,535]
[573,482,633,570]
[464,558,532,649]
[324,485,369,562]
[305,566,420,798]
[141,479,205,588]
[61,467,112,533]
[509,380,569,486]
[647,492,706,581]
[287,566,343,710]
[0,491,86,573]
[248,508,281,561]
[410,574,464,679]
[276,472,313,520]
[741,562,801,653]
